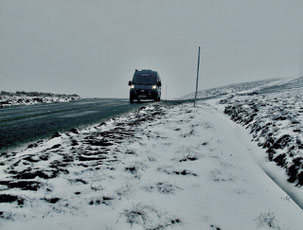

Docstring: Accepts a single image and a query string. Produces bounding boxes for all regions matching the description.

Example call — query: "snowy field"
[1,89,303,229]
[0,91,80,108]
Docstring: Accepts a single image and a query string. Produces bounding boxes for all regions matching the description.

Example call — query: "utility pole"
[194,47,201,107]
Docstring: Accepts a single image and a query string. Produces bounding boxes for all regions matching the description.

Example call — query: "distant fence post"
[194,47,201,107]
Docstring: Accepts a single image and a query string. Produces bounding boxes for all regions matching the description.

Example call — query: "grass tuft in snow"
[254,210,281,230]
[121,203,181,229]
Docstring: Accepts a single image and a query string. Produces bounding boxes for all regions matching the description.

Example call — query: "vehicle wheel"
[129,97,133,104]
[137,99,140,103]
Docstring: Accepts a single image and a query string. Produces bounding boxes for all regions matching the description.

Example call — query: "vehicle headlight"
[152,85,157,89]
[130,85,135,89]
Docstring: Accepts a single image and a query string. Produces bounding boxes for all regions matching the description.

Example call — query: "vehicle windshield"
[133,75,157,85]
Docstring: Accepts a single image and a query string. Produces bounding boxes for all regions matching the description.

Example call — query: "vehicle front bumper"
[130,89,158,99]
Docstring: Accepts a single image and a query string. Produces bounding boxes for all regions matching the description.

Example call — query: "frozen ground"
[1,96,303,229]
[0,91,80,108]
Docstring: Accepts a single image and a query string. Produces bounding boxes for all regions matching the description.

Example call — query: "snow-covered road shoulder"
[1,102,302,229]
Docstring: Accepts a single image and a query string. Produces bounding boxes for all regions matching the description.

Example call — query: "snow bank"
[0,91,80,108]
[222,85,303,186]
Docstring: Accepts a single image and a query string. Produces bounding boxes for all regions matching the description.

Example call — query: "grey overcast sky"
[1,0,303,98]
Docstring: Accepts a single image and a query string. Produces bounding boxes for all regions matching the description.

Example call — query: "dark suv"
[128,69,161,103]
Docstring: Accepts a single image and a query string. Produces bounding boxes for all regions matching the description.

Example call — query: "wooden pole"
[194,47,201,107]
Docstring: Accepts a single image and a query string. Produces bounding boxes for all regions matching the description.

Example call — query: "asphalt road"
[0,98,148,151]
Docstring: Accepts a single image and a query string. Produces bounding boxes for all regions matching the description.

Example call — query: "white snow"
[1,100,302,229]
[0,92,80,108]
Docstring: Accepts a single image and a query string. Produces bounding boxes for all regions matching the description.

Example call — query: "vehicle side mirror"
[128,81,132,86]
[157,81,161,87]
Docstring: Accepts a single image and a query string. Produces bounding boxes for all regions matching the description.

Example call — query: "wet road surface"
[0,98,146,151]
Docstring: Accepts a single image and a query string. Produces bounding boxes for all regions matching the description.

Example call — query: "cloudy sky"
[1,0,303,98]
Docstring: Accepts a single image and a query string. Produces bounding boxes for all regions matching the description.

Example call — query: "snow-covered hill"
[0,91,80,108]
[183,78,279,100]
